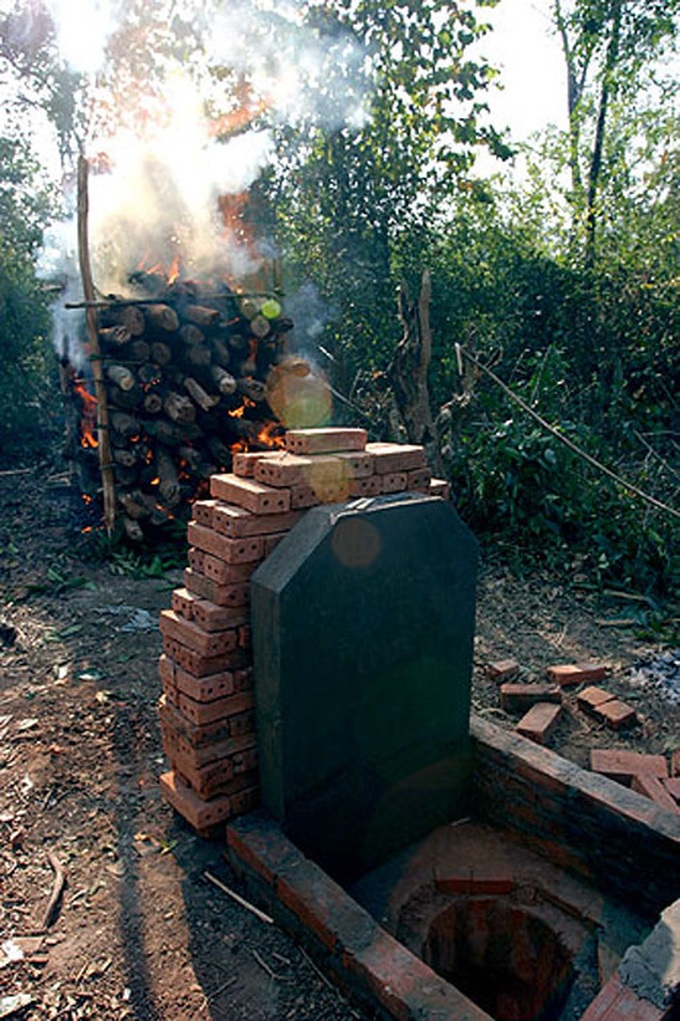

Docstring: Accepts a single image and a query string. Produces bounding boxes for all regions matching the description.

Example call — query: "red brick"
[238,624,251,650]
[162,636,248,677]
[158,653,175,687]
[487,658,521,682]
[289,484,321,509]
[255,452,351,489]
[210,473,291,514]
[500,683,561,713]
[160,609,238,657]
[590,749,668,782]
[406,467,431,491]
[632,774,679,814]
[232,451,269,478]
[160,693,254,748]
[171,586,198,620]
[333,450,374,478]
[162,719,256,769]
[228,786,260,817]
[435,870,514,896]
[263,532,287,556]
[226,811,303,886]
[191,598,249,633]
[253,451,313,487]
[173,663,236,702]
[200,552,259,585]
[191,498,218,527]
[168,745,258,799]
[579,973,666,1021]
[232,748,258,775]
[347,475,382,498]
[429,477,450,499]
[183,567,250,608]
[212,503,304,539]
[380,471,408,494]
[577,685,616,713]
[547,662,608,686]
[159,770,234,833]
[365,441,427,474]
[230,709,255,737]
[187,521,264,564]
[516,702,562,745]
[290,478,352,506]
[342,928,488,1021]
[284,427,367,455]
[177,689,255,727]
[662,777,680,803]
[234,667,253,693]
[187,546,205,573]
[593,699,637,730]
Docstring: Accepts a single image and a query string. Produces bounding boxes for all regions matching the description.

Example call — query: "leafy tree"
[267,0,511,387]
[0,135,56,462]
[553,0,679,263]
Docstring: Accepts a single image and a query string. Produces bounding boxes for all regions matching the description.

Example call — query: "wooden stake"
[77,155,117,535]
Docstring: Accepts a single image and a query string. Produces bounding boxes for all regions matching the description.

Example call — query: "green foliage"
[269,0,511,385]
[0,136,57,464]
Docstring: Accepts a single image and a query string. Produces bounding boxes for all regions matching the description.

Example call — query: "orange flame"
[73,378,98,449]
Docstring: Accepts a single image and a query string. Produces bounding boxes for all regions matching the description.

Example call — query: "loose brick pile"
[159,427,449,834]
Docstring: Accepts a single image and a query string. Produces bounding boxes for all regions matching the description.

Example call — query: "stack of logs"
[158,426,450,835]
[66,278,293,541]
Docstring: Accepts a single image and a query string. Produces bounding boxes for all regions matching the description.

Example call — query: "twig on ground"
[41,850,67,930]
[252,948,279,979]
[203,870,273,925]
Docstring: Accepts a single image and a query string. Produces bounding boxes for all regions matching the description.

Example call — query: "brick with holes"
[210,474,291,515]
[187,522,264,564]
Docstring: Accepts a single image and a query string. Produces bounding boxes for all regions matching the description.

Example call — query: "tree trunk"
[387,270,445,477]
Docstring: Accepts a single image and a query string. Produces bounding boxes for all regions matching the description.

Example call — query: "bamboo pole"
[77,155,117,535]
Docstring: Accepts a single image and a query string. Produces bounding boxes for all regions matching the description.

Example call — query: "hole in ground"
[422,897,575,1021]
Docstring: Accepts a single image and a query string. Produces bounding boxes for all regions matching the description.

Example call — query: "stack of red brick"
[159,427,449,834]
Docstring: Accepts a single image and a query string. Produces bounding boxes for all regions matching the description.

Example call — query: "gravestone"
[251,493,478,880]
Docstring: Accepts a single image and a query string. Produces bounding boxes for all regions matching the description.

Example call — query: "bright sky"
[479,0,569,142]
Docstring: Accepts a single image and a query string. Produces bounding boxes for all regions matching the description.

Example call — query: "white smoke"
[24,0,371,359]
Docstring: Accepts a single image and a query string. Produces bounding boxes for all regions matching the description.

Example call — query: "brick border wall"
[470,715,680,916]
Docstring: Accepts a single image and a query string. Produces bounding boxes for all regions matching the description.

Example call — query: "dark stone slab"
[251,493,478,880]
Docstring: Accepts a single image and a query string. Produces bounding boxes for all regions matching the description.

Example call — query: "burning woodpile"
[62,279,301,541]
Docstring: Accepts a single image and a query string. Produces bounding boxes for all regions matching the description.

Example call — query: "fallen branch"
[42,850,67,930]
[204,870,273,925]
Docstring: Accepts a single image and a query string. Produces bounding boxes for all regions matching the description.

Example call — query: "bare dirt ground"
[0,462,678,1021]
